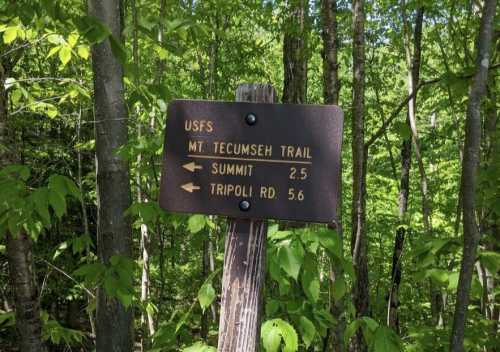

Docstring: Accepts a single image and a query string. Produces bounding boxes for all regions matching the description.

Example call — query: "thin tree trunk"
[321,1,344,350]
[130,0,155,345]
[387,3,423,332]
[450,0,497,350]
[1,47,44,352]
[283,0,309,104]
[88,0,134,351]
[350,0,369,350]
[217,84,276,352]
[76,104,97,338]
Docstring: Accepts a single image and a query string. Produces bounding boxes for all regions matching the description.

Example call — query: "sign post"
[158,83,343,351]
[217,84,276,351]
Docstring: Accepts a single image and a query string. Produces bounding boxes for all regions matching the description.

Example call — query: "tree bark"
[387,3,424,332]
[88,0,134,351]
[217,84,276,352]
[350,0,369,351]
[321,0,340,106]
[321,1,344,350]
[6,233,45,352]
[1,48,44,352]
[450,0,497,350]
[282,0,309,104]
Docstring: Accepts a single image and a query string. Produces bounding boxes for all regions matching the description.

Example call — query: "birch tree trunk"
[387,3,424,332]
[450,0,497,350]
[350,0,369,351]
[88,0,134,350]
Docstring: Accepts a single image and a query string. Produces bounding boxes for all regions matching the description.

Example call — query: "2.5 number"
[288,188,304,201]
[289,167,308,180]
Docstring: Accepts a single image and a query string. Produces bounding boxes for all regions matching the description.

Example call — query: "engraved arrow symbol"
[181,182,201,193]
[182,161,203,172]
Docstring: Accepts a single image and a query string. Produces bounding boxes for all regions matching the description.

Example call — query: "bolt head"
[245,113,257,126]
[239,200,251,211]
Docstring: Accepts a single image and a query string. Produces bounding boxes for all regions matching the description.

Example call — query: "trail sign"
[159,99,343,223]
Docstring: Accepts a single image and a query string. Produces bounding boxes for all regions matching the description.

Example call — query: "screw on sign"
[159,83,343,351]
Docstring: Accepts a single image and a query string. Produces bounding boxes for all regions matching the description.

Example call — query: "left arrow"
[181,182,201,193]
[182,161,203,172]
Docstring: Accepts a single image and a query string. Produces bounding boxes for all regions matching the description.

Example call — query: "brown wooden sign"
[159,99,343,223]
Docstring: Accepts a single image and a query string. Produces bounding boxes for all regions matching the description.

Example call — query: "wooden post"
[217,83,276,352]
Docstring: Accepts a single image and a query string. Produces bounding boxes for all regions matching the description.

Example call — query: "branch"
[37,258,96,299]
[365,62,500,150]
[365,78,440,149]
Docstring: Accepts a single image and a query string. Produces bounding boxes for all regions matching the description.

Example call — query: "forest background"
[0,0,499,351]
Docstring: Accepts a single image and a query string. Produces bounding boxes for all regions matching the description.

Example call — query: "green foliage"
[261,318,299,352]
[41,312,85,346]
[182,342,217,352]
[0,165,79,239]
[197,269,220,313]
[74,255,135,308]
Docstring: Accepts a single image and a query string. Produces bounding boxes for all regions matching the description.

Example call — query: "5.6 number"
[288,188,304,201]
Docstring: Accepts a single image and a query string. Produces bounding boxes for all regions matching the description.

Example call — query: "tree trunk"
[450,0,497,350]
[282,0,309,104]
[350,0,369,351]
[321,0,340,106]
[6,233,45,352]
[217,84,276,352]
[1,49,44,352]
[88,0,134,351]
[387,3,424,332]
[321,1,344,350]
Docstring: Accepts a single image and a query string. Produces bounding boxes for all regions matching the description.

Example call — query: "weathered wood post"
[217,83,276,351]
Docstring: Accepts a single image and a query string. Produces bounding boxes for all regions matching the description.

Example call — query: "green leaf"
[298,316,316,348]
[427,268,448,286]
[276,319,298,352]
[479,251,500,273]
[3,27,17,44]
[58,45,72,65]
[278,240,304,280]
[79,15,111,44]
[371,326,402,352]
[47,45,61,59]
[447,272,460,291]
[197,282,215,313]
[183,342,217,352]
[48,191,66,219]
[188,214,206,234]
[77,45,89,59]
[109,35,127,64]
[265,299,280,316]
[261,319,298,352]
[344,319,362,348]
[332,275,346,302]
[74,262,105,284]
[30,188,51,225]
[67,33,79,47]
[301,256,320,303]
[262,321,281,352]
[116,288,133,308]
[317,229,341,259]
